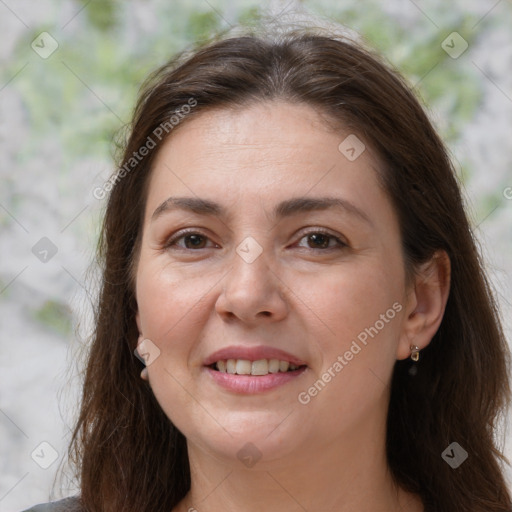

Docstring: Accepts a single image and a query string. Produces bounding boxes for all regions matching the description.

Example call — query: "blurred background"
[1,0,511,510]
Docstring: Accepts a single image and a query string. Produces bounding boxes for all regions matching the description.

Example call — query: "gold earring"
[410,345,420,362]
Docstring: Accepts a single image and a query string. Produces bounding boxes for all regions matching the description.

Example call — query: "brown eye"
[306,233,330,249]
[296,230,347,251]
[181,234,208,249]
[164,230,216,250]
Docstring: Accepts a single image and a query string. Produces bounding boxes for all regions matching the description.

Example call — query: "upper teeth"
[215,359,300,375]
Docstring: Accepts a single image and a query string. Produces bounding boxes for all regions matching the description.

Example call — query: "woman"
[24,19,511,512]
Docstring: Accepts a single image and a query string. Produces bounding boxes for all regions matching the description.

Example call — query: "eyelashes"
[293,229,347,251]
[163,229,216,250]
[162,228,348,252]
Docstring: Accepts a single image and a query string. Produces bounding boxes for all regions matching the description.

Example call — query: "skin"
[134,100,450,512]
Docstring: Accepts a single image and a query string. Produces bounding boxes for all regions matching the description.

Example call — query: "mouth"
[208,358,307,376]
[203,346,308,393]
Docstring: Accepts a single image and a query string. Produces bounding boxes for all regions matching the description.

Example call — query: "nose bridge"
[230,233,274,294]
[216,232,288,321]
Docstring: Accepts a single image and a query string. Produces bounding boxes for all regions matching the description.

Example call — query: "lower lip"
[204,366,307,393]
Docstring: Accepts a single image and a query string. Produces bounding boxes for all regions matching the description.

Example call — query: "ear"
[396,250,451,360]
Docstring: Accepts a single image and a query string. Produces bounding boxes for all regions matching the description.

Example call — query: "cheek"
[294,264,403,432]
[135,260,213,427]
[303,259,404,350]
[299,266,404,427]
[136,256,211,338]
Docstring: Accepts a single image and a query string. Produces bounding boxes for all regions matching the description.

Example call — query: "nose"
[215,241,289,324]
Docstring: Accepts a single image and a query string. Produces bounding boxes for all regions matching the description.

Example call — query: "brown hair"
[67,22,512,512]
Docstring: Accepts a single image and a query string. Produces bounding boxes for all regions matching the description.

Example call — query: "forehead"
[144,100,388,224]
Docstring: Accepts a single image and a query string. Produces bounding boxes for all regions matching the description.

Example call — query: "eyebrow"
[150,195,372,225]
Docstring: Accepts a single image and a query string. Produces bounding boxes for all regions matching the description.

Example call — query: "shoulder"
[20,496,82,512]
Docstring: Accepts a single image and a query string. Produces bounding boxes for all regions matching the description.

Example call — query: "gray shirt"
[21,497,82,512]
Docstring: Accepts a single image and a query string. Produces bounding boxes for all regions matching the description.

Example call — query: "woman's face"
[135,100,414,466]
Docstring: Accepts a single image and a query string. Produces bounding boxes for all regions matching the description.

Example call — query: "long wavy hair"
[66,21,512,512]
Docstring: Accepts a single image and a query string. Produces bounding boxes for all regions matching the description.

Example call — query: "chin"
[183,414,306,466]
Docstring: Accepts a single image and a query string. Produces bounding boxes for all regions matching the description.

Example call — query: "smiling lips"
[203,345,308,393]
[214,358,300,375]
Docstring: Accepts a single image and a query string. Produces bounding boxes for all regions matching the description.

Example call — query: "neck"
[173,409,423,512]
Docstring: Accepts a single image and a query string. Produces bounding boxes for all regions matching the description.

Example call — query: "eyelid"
[162,228,217,249]
[162,227,348,251]
[295,227,348,249]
